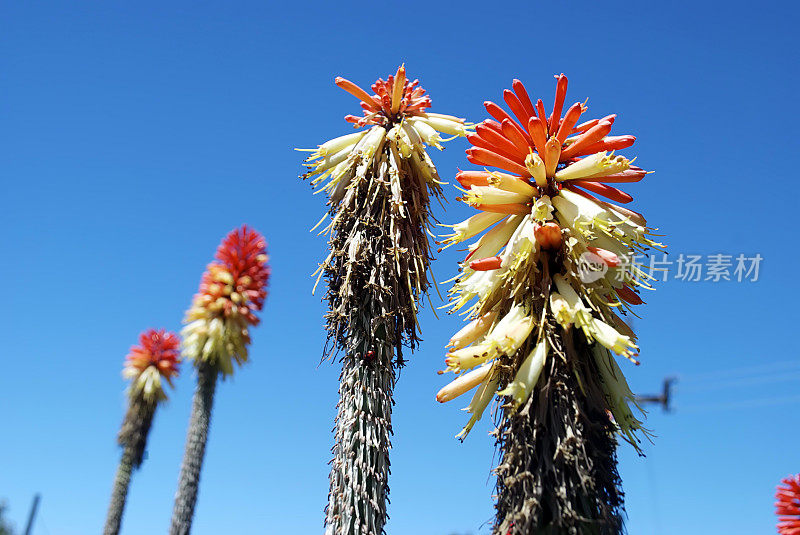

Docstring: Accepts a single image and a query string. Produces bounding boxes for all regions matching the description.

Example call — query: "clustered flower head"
[777,473,800,535]
[182,225,270,376]
[301,64,470,211]
[437,75,664,447]
[299,66,469,358]
[123,328,181,403]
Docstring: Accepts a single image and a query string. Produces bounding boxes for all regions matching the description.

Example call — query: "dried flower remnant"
[300,66,468,535]
[436,75,664,534]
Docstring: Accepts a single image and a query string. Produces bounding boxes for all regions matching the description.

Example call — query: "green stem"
[170,360,218,535]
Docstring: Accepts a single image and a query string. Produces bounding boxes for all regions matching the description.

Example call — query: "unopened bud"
[534,221,562,249]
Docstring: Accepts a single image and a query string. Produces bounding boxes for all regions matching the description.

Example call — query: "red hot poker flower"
[123,329,181,402]
[777,474,800,535]
[183,225,270,375]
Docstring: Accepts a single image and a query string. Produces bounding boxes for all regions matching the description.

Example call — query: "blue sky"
[1,1,798,533]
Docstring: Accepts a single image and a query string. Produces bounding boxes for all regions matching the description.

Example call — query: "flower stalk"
[437,75,664,534]
[301,65,468,535]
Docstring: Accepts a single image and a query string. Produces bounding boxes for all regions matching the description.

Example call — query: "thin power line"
[678,393,800,413]
[678,360,800,382]
[677,371,800,393]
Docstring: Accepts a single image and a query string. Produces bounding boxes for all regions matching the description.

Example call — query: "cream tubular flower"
[589,317,639,361]
[498,338,548,409]
[448,310,499,350]
[436,363,494,403]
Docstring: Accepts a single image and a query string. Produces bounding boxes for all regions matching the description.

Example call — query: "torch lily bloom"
[438,75,663,442]
[181,225,270,376]
[301,65,469,218]
[300,66,468,535]
[436,75,665,534]
[777,473,800,535]
[123,329,181,403]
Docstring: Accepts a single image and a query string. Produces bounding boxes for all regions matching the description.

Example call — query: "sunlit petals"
[436,363,494,403]
[466,215,523,262]
[555,152,632,182]
[439,211,506,248]
[445,342,498,372]
[525,152,547,187]
[561,121,614,160]
[463,185,530,206]
[466,147,530,177]
[448,310,499,350]
[776,473,800,535]
[590,317,639,361]
[531,196,554,222]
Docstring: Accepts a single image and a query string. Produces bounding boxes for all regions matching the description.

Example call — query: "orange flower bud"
[534,221,562,249]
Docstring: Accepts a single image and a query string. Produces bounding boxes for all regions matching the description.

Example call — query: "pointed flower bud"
[533,221,562,249]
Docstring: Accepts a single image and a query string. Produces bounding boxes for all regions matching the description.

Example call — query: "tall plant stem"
[104,395,155,535]
[325,344,395,535]
[103,444,135,535]
[170,360,218,535]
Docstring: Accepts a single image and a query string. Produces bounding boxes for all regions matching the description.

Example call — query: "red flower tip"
[469,255,503,271]
[335,66,431,127]
[196,225,270,326]
[466,75,644,192]
[125,329,181,381]
[776,473,800,535]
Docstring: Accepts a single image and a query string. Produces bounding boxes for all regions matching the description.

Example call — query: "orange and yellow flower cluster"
[182,226,270,375]
[437,75,664,448]
[123,329,181,403]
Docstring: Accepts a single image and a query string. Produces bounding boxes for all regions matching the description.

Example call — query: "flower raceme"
[182,226,270,376]
[437,75,663,448]
[777,474,800,535]
[300,64,470,211]
[298,65,469,356]
[123,329,181,403]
